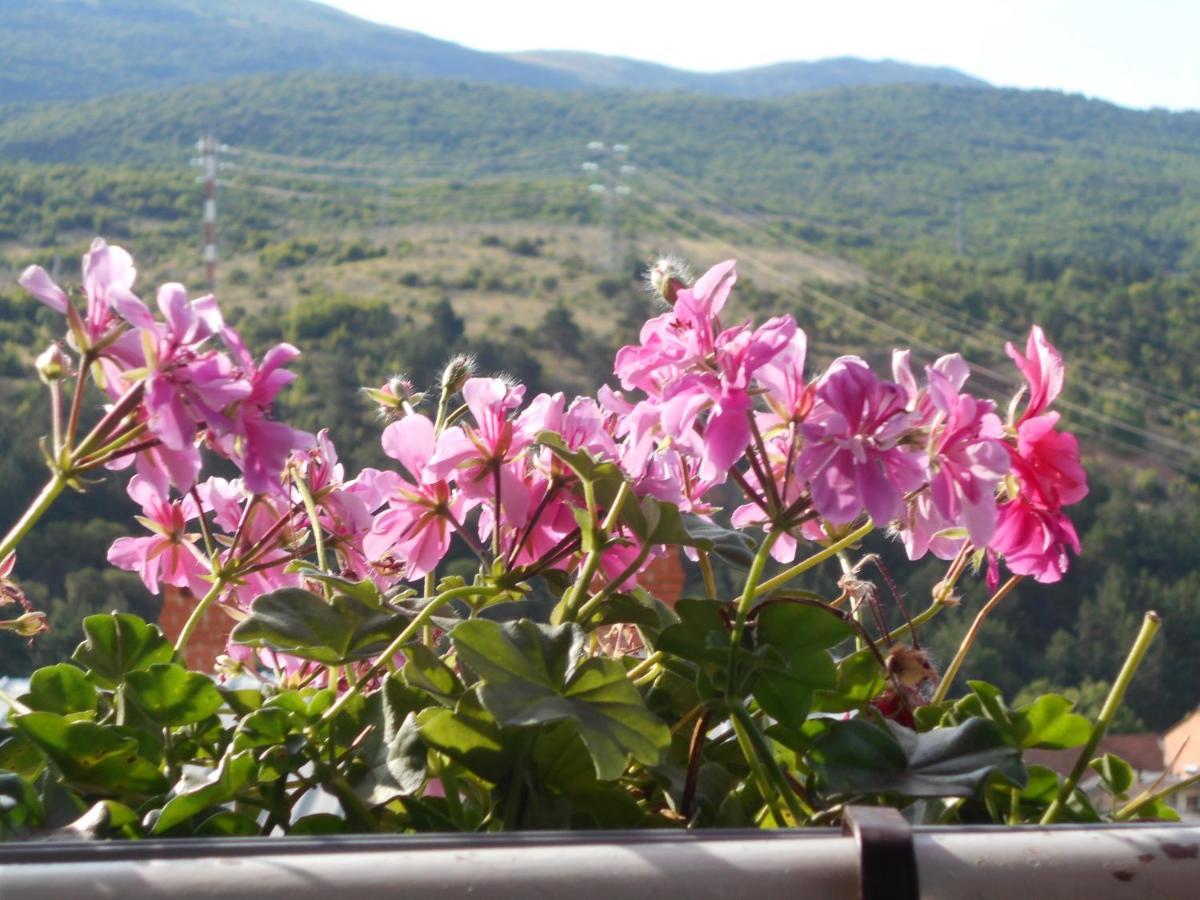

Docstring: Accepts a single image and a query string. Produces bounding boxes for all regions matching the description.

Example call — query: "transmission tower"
[190,134,231,289]
[582,141,636,271]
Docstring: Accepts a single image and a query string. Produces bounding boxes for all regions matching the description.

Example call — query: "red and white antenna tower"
[192,134,225,289]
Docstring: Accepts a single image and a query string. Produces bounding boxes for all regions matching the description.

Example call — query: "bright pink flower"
[366,414,466,581]
[107,476,210,595]
[217,327,312,494]
[990,495,1081,584]
[923,368,1010,548]
[427,378,533,525]
[1013,412,1088,508]
[796,357,925,526]
[613,260,737,396]
[1007,325,1065,422]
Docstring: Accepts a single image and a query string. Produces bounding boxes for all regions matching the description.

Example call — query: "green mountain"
[1,74,1196,267]
[0,0,984,104]
[0,0,580,102]
[509,51,989,96]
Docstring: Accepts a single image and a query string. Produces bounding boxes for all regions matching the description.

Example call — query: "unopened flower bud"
[2,610,48,638]
[35,343,70,384]
[647,255,692,305]
[440,354,475,395]
[362,374,422,420]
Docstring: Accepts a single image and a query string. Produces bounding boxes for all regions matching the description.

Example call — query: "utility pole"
[582,141,636,272]
[191,134,230,290]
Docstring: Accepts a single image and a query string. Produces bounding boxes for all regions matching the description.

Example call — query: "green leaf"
[231,588,409,664]
[154,749,256,833]
[679,514,757,568]
[1091,753,1134,796]
[810,718,1025,798]
[452,619,670,780]
[1013,694,1092,750]
[815,648,887,712]
[656,598,731,667]
[232,707,293,751]
[746,604,849,727]
[283,563,384,607]
[355,679,428,804]
[13,712,167,797]
[289,813,347,835]
[402,644,464,707]
[26,664,97,715]
[0,771,43,832]
[72,612,175,689]
[196,810,261,837]
[417,695,513,784]
[125,664,224,727]
[0,732,44,779]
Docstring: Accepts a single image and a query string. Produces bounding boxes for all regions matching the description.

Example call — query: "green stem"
[1041,611,1161,825]
[698,550,717,599]
[726,530,781,693]
[1116,770,1200,821]
[323,585,503,721]
[730,703,809,825]
[752,521,874,598]
[561,481,631,623]
[174,579,227,654]
[930,576,1021,705]
[0,471,68,563]
[295,476,329,576]
[626,650,665,681]
[575,540,652,622]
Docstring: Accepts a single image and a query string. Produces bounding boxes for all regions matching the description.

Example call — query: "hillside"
[0,0,984,104]
[2,74,1197,270]
[509,52,988,96]
[0,0,580,102]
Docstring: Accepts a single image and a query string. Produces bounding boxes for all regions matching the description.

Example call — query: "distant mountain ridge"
[507,52,989,97]
[0,0,986,103]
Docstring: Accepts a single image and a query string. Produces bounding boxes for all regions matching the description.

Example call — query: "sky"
[317,0,1199,111]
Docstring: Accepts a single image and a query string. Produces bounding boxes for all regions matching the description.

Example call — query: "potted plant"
[0,243,1193,895]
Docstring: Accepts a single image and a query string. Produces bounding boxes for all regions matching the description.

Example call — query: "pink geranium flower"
[365,414,466,581]
[107,476,210,595]
[796,357,925,526]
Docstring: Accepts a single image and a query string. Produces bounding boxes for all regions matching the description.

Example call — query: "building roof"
[1025,733,1163,776]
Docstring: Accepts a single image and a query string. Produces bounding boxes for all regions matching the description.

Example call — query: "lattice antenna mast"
[582,141,636,271]
[191,134,231,289]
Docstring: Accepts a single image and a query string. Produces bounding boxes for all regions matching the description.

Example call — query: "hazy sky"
[317,0,1199,111]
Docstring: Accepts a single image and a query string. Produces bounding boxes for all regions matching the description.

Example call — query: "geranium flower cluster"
[10,247,1089,678]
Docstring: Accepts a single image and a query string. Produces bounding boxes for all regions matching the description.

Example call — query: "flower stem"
[561,481,630,623]
[174,579,227,655]
[930,576,1022,705]
[730,703,810,826]
[752,521,874,598]
[1041,611,1161,825]
[323,584,503,721]
[698,550,717,599]
[295,476,329,576]
[0,471,68,564]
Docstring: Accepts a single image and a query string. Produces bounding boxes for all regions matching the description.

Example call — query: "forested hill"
[2,74,1198,268]
[0,0,983,103]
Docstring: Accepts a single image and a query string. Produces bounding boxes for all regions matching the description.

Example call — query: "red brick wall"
[637,549,686,606]
[159,586,233,672]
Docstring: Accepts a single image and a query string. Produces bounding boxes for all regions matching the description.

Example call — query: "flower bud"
[440,354,475,395]
[35,343,71,384]
[1,610,48,638]
[646,255,692,305]
[362,374,423,420]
